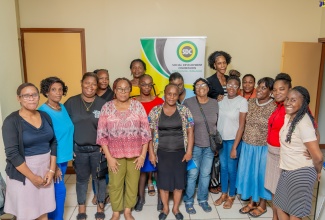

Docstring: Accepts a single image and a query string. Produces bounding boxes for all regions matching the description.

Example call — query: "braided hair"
[285,86,315,143]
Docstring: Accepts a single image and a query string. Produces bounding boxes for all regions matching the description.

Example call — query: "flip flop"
[249,206,267,218]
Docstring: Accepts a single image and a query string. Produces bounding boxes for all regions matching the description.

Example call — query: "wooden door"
[281,42,322,116]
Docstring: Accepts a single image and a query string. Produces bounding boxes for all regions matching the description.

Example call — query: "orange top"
[238,88,257,100]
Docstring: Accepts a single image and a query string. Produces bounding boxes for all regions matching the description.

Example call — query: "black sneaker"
[134,199,145,212]
[157,200,163,212]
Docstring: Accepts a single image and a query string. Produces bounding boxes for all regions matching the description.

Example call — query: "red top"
[267,103,285,147]
[140,96,164,115]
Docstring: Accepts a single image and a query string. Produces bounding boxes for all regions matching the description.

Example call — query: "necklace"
[46,101,61,111]
[81,96,95,111]
[256,98,273,107]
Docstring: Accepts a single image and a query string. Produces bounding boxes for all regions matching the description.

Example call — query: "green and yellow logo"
[177,41,198,62]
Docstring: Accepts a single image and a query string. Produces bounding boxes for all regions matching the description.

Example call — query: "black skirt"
[156,149,187,191]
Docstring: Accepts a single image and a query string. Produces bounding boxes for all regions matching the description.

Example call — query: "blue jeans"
[183,146,214,204]
[219,140,241,197]
[48,162,68,220]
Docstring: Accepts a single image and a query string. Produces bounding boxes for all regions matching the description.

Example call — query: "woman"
[169,72,195,104]
[91,68,113,206]
[129,59,160,97]
[39,77,74,220]
[264,73,292,220]
[134,74,164,212]
[183,78,218,214]
[206,51,232,101]
[64,72,107,220]
[213,72,248,209]
[97,77,151,220]
[239,74,256,100]
[148,84,194,220]
[274,86,323,219]
[3,83,57,220]
[236,77,276,217]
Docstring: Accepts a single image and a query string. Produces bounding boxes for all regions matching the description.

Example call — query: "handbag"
[0,172,6,215]
[196,97,223,152]
[96,153,108,180]
[210,156,221,187]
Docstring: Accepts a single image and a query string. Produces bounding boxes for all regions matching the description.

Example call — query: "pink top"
[96,99,152,158]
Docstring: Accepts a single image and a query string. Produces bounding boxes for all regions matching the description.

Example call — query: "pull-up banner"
[140,36,207,97]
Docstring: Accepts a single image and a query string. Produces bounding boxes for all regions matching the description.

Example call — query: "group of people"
[2,52,323,220]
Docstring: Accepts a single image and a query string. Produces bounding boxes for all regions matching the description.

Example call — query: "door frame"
[20,28,87,81]
[317,38,325,149]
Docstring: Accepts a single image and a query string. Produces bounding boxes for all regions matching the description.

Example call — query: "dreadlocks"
[285,86,315,143]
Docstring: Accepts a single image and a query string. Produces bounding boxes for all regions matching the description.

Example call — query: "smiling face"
[131,61,145,79]
[256,82,271,102]
[81,76,98,98]
[226,79,240,98]
[273,80,290,103]
[17,86,40,111]
[164,85,179,107]
[213,55,227,74]
[114,80,131,102]
[242,76,255,94]
[47,82,63,104]
[139,76,153,96]
[194,80,209,98]
[97,70,109,90]
[284,90,303,118]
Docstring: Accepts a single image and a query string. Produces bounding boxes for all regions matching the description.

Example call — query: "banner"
[140,36,206,97]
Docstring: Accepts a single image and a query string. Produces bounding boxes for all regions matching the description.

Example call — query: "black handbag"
[196,97,223,152]
[96,153,108,179]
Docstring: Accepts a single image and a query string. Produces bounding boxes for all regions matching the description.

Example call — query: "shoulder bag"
[96,153,108,179]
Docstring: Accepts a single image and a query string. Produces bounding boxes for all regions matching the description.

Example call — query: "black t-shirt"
[99,87,114,102]
[64,94,106,146]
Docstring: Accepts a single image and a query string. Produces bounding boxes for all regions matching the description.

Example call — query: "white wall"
[0,0,22,175]
[18,0,323,82]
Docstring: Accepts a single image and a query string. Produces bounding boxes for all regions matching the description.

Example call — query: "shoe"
[173,212,184,220]
[134,199,145,212]
[157,200,163,212]
[213,193,228,206]
[185,203,196,214]
[95,212,105,220]
[209,186,221,194]
[239,203,256,214]
[199,201,212,212]
[158,212,168,220]
[76,213,87,220]
[148,184,156,196]
[223,196,235,209]
[249,206,267,218]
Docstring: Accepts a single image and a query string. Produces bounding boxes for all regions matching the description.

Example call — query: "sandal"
[148,184,156,196]
[95,212,105,220]
[223,196,235,209]
[185,203,196,214]
[92,194,98,205]
[239,203,256,214]
[76,213,87,220]
[249,206,267,218]
[213,193,228,206]
[209,185,221,194]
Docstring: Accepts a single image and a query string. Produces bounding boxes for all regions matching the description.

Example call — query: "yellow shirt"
[279,114,316,170]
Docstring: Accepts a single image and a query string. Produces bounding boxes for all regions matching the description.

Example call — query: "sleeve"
[96,103,109,146]
[148,106,158,130]
[239,98,248,113]
[300,115,317,143]
[2,116,25,167]
[185,106,194,128]
[137,102,152,144]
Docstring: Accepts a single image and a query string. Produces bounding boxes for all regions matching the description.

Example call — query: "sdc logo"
[177,41,198,62]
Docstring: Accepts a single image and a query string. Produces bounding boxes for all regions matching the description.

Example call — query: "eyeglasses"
[140,83,153,88]
[116,87,131,93]
[19,93,39,100]
[195,83,208,89]
[226,84,239,89]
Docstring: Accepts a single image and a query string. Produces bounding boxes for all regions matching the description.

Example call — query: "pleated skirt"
[273,167,316,218]
[4,152,55,220]
[264,144,281,194]
[236,141,272,202]
[156,149,186,192]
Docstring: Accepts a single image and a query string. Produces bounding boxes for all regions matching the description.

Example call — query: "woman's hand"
[182,152,192,162]
[54,167,63,183]
[230,148,237,159]
[217,95,224,102]
[134,155,145,170]
[317,173,322,182]
[107,156,120,174]
[43,170,55,187]
[30,175,45,188]
[149,152,157,167]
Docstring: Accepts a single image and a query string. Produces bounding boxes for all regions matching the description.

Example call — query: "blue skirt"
[140,152,157,172]
[236,141,272,202]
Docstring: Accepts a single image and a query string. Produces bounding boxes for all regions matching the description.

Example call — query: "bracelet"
[140,155,145,159]
[49,169,55,174]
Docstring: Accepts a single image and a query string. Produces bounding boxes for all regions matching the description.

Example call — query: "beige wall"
[0,0,22,176]
[321,7,325,37]
[18,0,323,83]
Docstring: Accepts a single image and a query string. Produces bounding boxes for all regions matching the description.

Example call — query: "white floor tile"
[190,203,219,219]
[216,203,250,219]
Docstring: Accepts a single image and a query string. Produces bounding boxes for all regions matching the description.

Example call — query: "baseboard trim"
[320,144,325,149]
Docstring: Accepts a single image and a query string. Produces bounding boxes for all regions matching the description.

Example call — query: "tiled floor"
[63,174,316,220]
